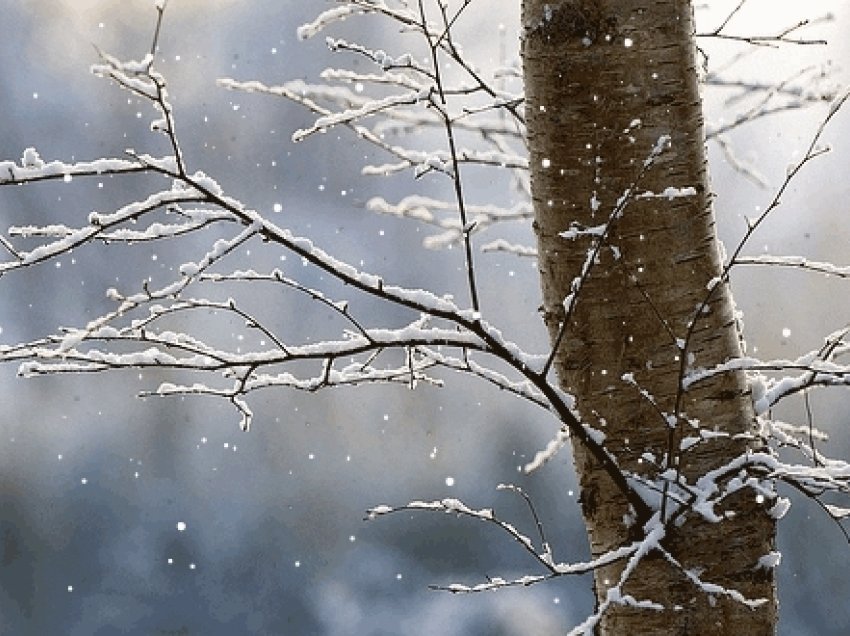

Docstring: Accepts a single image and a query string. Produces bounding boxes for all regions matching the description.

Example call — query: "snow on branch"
[0,189,207,274]
[367,195,532,249]
[684,323,850,414]
[326,37,433,78]
[1,87,579,464]
[91,22,186,174]
[218,78,526,181]
[218,78,453,178]
[735,254,850,278]
[10,206,238,245]
[292,88,431,142]
[297,2,418,41]
[523,427,569,473]
[365,480,783,632]
[220,0,527,262]
[660,547,769,609]
[297,6,360,40]
[480,239,537,258]
[416,347,552,412]
[90,49,158,98]
[567,524,667,635]
[717,89,849,281]
[663,91,850,519]
[0,150,172,186]
[366,489,648,596]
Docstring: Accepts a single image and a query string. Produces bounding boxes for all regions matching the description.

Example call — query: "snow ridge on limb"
[297,2,417,41]
[0,151,172,186]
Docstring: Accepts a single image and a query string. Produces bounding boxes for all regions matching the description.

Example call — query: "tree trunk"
[521,1,777,633]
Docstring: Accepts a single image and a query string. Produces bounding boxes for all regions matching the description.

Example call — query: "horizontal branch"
[735,254,850,278]
[0,151,173,186]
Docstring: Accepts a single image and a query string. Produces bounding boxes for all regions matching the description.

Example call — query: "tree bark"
[521,1,777,633]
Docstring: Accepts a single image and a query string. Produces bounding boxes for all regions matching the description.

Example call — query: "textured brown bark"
[521,1,777,633]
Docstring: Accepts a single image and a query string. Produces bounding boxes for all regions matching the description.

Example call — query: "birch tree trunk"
[521,1,777,633]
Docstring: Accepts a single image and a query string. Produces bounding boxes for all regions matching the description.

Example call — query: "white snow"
[756,551,782,570]
[825,504,850,519]
[768,498,791,520]
[297,7,356,40]
[524,428,570,473]
[635,186,697,200]
[0,155,169,184]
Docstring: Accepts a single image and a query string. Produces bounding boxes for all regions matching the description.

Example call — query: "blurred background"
[0,1,848,634]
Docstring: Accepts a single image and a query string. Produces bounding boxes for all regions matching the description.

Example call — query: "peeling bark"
[522,1,777,633]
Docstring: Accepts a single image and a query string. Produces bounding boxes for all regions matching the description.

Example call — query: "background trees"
[1,1,849,634]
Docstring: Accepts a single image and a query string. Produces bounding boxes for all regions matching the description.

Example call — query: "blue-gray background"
[1,1,849,634]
